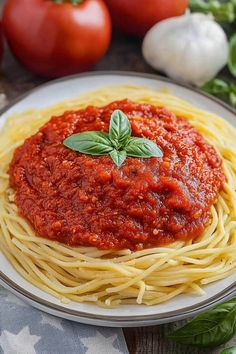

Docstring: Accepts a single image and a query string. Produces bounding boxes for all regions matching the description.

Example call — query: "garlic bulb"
[142,13,229,86]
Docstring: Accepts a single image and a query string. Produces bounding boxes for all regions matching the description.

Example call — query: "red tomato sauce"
[9,100,225,250]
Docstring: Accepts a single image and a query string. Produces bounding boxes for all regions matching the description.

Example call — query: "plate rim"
[1,70,236,326]
[1,70,235,117]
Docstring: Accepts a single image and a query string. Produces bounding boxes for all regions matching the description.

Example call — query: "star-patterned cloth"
[0,286,128,354]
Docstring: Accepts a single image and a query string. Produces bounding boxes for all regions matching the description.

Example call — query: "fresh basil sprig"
[221,347,236,354]
[63,109,163,167]
[168,297,236,348]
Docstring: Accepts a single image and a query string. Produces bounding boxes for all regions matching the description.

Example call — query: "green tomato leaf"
[201,79,229,95]
[109,110,131,148]
[168,297,236,348]
[125,137,163,158]
[63,131,113,155]
[109,149,127,167]
[228,33,236,77]
[221,347,236,354]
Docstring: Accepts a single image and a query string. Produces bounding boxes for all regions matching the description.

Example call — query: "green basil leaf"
[125,137,163,158]
[168,297,236,348]
[109,149,127,167]
[229,92,236,107]
[221,347,236,354]
[201,79,229,95]
[201,79,236,107]
[229,33,236,77]
[63,131,113,155]
[229,83,236,95]
[109,110,131,148]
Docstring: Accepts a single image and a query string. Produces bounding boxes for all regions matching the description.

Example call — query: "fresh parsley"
[63,109,163,167]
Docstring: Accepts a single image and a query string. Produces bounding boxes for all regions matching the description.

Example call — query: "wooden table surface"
[0,9,235,354]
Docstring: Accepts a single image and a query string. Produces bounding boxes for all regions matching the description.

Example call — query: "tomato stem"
[53,0,84,5]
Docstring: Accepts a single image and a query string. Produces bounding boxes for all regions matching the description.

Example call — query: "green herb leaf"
[64,110,163,167]
[202,79,230,94]
[63,131,113,155]
[189,0,235,23]
[228,33,236,77]
[201,79,236,107]
[229,91,236,106]
[109,149,127,167]
[126,137,163,158]
[189,0,208,12]
[232,0,236,12]
[221,347,236,354]
[109,110,131,148]
[168,297,236,348]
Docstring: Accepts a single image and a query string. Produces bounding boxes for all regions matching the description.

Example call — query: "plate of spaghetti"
[0,71,236,327]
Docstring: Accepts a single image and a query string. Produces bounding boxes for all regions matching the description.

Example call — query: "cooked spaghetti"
[0,85,236,307]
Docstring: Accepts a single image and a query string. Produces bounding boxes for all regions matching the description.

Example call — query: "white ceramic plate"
[1,71,236,328]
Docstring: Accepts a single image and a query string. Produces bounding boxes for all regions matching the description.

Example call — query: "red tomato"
[3,0,111,77]
[105,0,188,36]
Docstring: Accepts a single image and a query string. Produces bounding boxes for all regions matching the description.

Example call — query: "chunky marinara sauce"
[9,100,225,250]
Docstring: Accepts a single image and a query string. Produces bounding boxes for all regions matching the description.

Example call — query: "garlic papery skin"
[142,13,229,87]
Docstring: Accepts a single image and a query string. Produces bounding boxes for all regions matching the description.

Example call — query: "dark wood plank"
[123,323,209,354]
[123,322,236,354]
